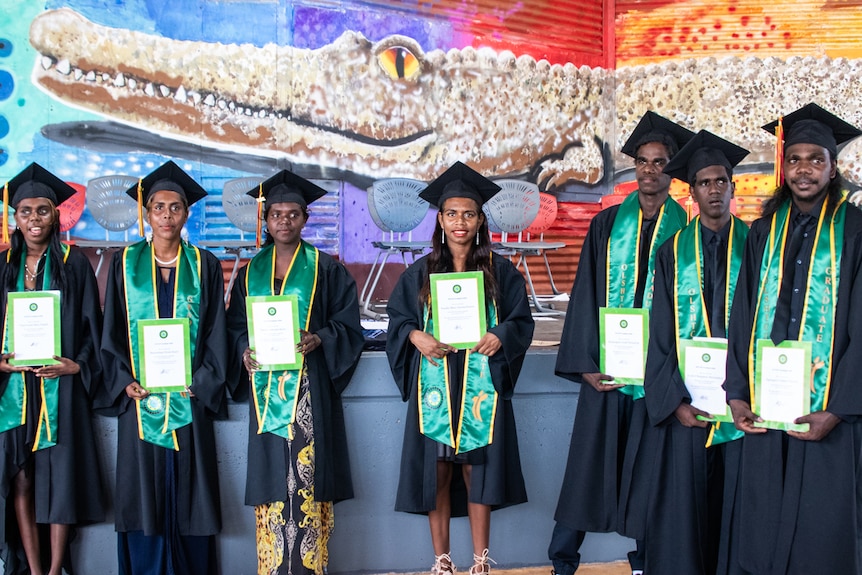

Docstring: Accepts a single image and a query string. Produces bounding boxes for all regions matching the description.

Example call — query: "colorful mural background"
[2,0,862,282]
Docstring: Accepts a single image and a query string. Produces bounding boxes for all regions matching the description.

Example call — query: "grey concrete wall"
[24,351,635,574]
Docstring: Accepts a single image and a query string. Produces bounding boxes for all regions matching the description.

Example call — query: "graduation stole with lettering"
[673,216,747,447]
[418,281,499,453]
[123,241,200,450]
[749,197,844,414]
[607,192,687,399]
[246,241,318,440]
[0,244,69,450]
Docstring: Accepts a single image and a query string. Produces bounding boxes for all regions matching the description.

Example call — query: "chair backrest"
[85,175,139,232]
[223,176,264,233]
[368,178,429,233]
[482,179,540,235]
[525,192,559,236]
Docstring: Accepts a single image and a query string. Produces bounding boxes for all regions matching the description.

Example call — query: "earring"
[476,233,480,246]
[441,230,445,244]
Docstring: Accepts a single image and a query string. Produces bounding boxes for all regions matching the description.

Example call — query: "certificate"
[138,318,192,393]
[599,307,648,385]
[246,295,302,371]
[754,339,812,432]
[679,338,731,422]
[7,290,61,366]
[430,272,486,349]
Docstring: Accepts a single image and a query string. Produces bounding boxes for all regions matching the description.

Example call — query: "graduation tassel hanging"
[255,183,264,249]
[136,178,145,237]
[773,117,784,189]
[1,182,8,245]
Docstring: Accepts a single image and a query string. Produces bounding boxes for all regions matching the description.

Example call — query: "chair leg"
[360,251,385,311]
[542,251,562,295]
[522,258,561,315]
[363,250,394,319]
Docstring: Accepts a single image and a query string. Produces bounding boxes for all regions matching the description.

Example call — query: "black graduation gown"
[725,203,862,575]
[553,204,656,535]
[98,245,227,536]
[642,234,743,575]
[385,254,533,516]
[225,249,364,505]
[0,248,105,574]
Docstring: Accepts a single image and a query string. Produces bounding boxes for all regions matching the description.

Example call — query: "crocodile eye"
[378,46,420,80]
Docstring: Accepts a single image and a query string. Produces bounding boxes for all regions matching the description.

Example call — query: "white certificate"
[138,318,191,393]
[679,338,730,421]
[430,272,486,349]
[7,290,61,366]
[246,295,302,371]
[599,307,648,385]
[754,339,811,432]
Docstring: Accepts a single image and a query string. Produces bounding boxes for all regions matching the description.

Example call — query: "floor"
[374,562,630,575]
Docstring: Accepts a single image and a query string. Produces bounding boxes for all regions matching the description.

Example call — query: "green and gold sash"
[123,241,200,450]
[0,245,69,451]
[418,291,499,453]
[673,216,747,446]
[749,197,844,415]
[607,192,687,399]
[247,241,318,440]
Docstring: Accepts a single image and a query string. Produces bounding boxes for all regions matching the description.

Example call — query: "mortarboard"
[663,130,749,186]
[246,170,328,247]
[621,111,696,159]
[419,161,501,209]
[3,163,78,243]
[124,160,207,236]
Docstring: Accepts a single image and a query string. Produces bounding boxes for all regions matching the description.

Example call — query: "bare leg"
[47,523,70,575]
[429,460,453,555]
[462,464,492,573]
[13,466,43,575]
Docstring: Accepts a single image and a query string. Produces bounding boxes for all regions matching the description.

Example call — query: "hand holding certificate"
[679,338,731,422]
[138,318,192,393]
[430,272,486,349]
[7,290,61,366]
[246,295,302,371]
[599,307,648,385]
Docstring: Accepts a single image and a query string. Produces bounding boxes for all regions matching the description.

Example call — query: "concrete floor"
[377,562,630,575]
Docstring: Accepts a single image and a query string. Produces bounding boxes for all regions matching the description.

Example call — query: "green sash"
[418,293,499,454]
[246,241,318,440]
[749,197,844,415]
[123,241,200,450]
[607,192,687,399]
[673,216,747,446]
[0,245,69,451]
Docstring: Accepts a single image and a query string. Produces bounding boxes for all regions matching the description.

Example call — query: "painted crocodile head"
[29,8,609,188]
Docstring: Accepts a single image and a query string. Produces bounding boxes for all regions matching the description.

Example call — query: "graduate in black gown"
[98,161,226,575]
[549,112,694,575]
[725,104,862,575]
[642,131,749,575]
[0,164,104,575]
[386,162,533,575]
[226,170,363,575]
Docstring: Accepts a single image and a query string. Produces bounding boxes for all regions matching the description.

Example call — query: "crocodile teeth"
[85,70,96,82]
[159,85,170,98]
[56,59,71,75]
[144,83,155,96]
[203,94,216,107]
[128,78,137,90]
[113,73,125,87]
[73,68,83,80]
[190,91,202,105]
[41,56,53,70]
[175,85,187,103]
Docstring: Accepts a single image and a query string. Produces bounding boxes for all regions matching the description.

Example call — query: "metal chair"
[360,178,431,319]
[484,181,564,315]
[76,175,139,276]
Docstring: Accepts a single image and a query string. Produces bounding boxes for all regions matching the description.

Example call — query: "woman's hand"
[297,330,322,356]
[242,347,259,373]
[125,381,149,400]
[472,332,502,357]
[0,353,30,373]
[409,330,456,367]
[33,356,80,379]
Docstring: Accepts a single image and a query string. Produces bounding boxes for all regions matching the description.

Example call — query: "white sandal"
[431,552,456,575]
[469,549,496,574]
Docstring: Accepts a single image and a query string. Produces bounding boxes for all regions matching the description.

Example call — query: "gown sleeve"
[189,250,228,417]
[487,256,535,398]
[66,249,104,399]
[385,261,424,402]
[225,265,251,401]
[97,250,136,415]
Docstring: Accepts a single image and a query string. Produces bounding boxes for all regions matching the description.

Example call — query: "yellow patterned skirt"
[255,372,334,575]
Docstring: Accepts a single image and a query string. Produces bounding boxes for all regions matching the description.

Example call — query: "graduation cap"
[246,169,328,247]
[621,111,696,159]
[3,163,78,243]
[419,161,501,209]
[124,160,207,237]
[663,130,749,186]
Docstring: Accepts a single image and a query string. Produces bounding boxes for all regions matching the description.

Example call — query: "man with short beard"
[725,103,862,574]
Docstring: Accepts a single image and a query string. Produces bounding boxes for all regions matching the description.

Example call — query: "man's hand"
[787,411,840,442]
[582,372,623,392]
[674,402,711,428]
[729,399,767,434]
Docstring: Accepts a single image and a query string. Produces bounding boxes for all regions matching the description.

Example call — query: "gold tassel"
[2,182,8,244]
[774,117,784,189]
[136,178,145,237]
[255,182,264,249]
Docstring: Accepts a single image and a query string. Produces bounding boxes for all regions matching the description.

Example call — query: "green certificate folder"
[138,318,192,393]
[754,339,812,432]
[7,290,61,366]
[246,295,302,371]
[599,307,649,385]
[679,338,731,422]
[430,271,486,349]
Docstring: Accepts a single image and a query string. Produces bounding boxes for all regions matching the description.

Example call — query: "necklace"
[24,252,47,282]
[154,254,179,266]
